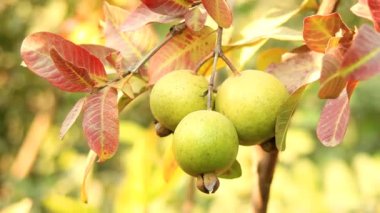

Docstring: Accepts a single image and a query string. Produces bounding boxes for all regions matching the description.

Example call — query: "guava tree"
[20,0,380,212]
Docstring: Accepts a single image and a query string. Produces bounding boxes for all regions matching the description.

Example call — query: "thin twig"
[207,27,223,110]
[194,51,214,74]
[219,52,239,75]
[101,22,187,90]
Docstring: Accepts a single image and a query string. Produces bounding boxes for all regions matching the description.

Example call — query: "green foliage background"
[1,0,380,212]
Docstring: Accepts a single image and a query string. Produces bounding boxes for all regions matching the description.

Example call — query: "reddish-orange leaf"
[142,0,192,16]
[83,87,119,162]
[20,32,107,92]
[147,27,216,84]
[201,0,233,28]
[184,7,207,32]
[303,13,344,53]
[317,89,351,147]
[103,2,158,66]
[50,49,95,91]
[60,97,86,140]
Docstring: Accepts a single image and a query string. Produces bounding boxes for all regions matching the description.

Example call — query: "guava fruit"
[173,110,239,177]
[149,70,208,131]
[215,70,289,145]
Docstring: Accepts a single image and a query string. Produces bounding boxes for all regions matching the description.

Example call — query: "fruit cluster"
[149,70,288,193]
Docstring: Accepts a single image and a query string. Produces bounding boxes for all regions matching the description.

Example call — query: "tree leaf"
[342,24,380,80]
[266,51,324,93]
[201,0,233,28]
[103,2,158,66]
[147,27,216,84]
[184,7,207,32]
[20,32,107,92]
[60,97,86,140]
[83,87,119,162]
[275,85,307,151]
[141,0,192,16]
[121,3,180,32]
[318,46,347,99]
[352,0,380,32]
[303,13,345,53]
[50,49,96,91]
[368,0,380,31]
[163,142,178,182]
[316,89,351,147]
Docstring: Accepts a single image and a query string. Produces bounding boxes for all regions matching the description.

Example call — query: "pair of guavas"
[149,70,288,178]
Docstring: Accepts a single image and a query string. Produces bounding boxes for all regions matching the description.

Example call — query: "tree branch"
[252,139,278,213]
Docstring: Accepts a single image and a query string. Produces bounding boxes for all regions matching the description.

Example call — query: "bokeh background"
[1,0,380,212]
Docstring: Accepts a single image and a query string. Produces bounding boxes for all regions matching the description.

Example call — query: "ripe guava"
[173,110,239,176]
[215,70,289,145]
[149,70,208,131]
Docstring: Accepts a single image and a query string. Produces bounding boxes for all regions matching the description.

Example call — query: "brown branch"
[251,0,341,212]
[252,144,278,213]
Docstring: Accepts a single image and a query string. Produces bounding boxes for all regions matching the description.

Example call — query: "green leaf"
[275,85,307,151]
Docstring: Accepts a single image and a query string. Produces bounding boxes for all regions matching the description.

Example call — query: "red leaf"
[342,25,380,80]
[303,13,345,53]
[147,27,216,84]
[184,7,207,32]
[201,0,233,28]
[121,3,179,32]
[266,51,323,93]
[369,0,380,32]
[317,89,351,147]
[353,0,380,32]
[83,87,119,162]
[50,49,95,91]
[142,0,192,16]
[80,44,127,75]
[21,32,107,92]
[80,44,117,67]
[60,97,86,140]
[103,2,158,66]
[318,46,347,99]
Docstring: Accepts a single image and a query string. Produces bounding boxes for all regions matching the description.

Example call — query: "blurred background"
[1,0,380,212]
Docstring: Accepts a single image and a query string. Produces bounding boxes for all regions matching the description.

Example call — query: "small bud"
[196,173,220,194]
[154,121,172,137]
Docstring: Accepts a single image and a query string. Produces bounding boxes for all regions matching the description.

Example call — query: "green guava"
[149,70,208,131]
[215,70,289,145]
[173,110,239,176]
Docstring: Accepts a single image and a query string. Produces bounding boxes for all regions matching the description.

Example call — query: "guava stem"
[207,27,223,110]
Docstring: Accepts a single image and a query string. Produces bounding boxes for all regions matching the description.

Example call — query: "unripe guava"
[173,110,239,176]
[215,70,289,145]
[149,70,208,131]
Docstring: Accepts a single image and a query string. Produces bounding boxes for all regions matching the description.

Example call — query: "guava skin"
[173,110,239,177]
[149,70,208,131]
[215,70,289,145]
